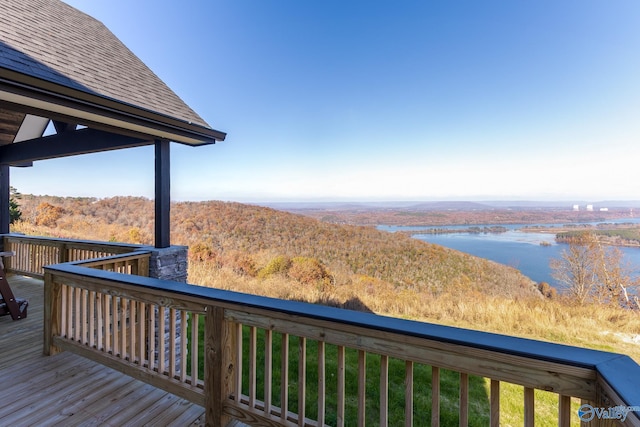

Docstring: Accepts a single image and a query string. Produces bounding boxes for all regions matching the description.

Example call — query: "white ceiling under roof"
[13,114,49,143]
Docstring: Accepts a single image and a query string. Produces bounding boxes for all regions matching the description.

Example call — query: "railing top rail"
[1,233,147,252]
[44,262,640,400]
[72,250,152,267]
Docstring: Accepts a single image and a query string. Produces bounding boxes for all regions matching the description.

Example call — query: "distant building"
[600,207,609,212]
[573,204,580,211]
[586,204,594,211]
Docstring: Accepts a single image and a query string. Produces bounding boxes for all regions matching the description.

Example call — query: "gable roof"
[0,0,226,145]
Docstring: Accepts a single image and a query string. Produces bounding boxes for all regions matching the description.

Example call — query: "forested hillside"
[15,195,538,299]
[13,195,640,361]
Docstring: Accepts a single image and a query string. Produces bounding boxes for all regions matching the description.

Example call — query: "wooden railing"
[75,252,151,277]
[38,244,640,426]
[1,234,145,279]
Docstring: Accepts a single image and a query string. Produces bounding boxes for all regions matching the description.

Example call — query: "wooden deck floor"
[0,276,207,426]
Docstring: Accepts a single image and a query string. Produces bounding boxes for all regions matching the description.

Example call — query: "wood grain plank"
[459,372,468,427]
[405,360,413,427]
[432,366,440,427]
[524,387,534,427]
[490,379,500,427]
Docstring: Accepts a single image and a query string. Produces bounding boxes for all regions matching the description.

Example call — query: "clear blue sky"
[11,0,640,202]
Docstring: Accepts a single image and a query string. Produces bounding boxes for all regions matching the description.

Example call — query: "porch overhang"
[0,71,226,146]
[0,0,227,249]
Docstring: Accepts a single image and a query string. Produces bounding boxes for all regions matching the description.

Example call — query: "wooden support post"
[155,139,170,248]
[43,271,62,355]
[206,305,235,427]
[0,165,9,234]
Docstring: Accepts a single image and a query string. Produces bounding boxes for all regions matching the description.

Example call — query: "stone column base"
[148,245,188,283]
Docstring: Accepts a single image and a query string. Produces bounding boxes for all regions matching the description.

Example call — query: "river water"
[378,218,640,291]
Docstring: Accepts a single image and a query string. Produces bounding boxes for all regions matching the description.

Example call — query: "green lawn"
[189,320,588,425]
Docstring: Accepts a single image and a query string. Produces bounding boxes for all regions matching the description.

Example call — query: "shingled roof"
[0,0,225,145]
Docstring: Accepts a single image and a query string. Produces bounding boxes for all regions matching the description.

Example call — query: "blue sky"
[11,1,640,202]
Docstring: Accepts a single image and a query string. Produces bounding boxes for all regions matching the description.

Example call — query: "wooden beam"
[0,109,25,145]
[0,127,151,165]
[154,139,170,248]
[52,121,76,134]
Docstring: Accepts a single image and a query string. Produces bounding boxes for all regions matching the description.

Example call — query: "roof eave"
[0,69,226,146]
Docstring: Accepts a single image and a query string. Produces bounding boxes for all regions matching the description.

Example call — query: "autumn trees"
[551,231,639,309]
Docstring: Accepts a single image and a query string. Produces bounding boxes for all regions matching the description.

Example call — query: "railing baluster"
[337,346,345,427]
[148,305,156,371]
[264,329,273,418]
[60,284,68,337]
[103,294,110,353]
[139,302,146,366]
[459,372,468,427]
[89,291,99,350]
[298,336,306,427]
[169,308,177,379]
[432,366,440,427]
[120,297,127,360]
[235,323,243,403]
[66,286,73,339]
[74,287,81,342]
[96,292,103,350]
[358,350,366,427]
[190,313,199,387]
[405,361,413,427]
[318,340,325,427]
[30,243,36,273]
[490,379,500,427]
[81,288,87,344]
[180,310,187,381]
[281,332,289,424]
[524,387,534,427]
[89,290,96,348]
[112,295,119,356]
[129,299,137,363]
[158,306,166,374]
[558,395,571,427]
[380,354,389,427]
[249,326,257,409]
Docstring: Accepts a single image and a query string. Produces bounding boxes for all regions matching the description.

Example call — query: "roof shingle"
[0,0,211,129]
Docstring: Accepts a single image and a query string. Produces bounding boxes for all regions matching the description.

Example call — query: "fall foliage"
[13,194,539,300]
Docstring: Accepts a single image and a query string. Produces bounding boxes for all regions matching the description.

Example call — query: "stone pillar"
[148,245,188,283]
[147,245,189,373]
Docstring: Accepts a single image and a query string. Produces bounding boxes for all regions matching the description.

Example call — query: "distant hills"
[264,199,638,228]
[263,200,640,212]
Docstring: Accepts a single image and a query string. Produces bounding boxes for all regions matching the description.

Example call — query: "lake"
[378,219,640,291]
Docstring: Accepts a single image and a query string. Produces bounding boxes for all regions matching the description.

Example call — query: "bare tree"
[551,232,599,305]
[551,231,639,308]
[593,243,639,308]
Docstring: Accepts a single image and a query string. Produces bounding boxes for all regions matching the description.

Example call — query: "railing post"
[205,305,236,426]
[43,271,62,356]
[58,242,68,263]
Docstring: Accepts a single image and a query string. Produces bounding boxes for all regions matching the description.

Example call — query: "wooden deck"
[0,276,207,426]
